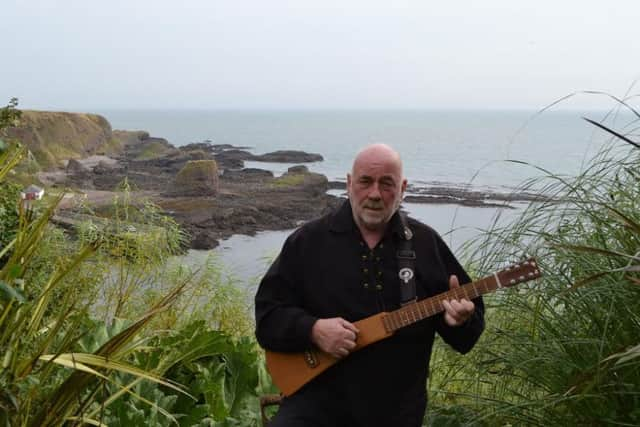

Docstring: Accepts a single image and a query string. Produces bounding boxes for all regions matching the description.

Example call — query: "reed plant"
[426,109,640,426]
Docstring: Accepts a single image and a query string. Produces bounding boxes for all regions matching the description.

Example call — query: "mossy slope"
[2,110,124,170]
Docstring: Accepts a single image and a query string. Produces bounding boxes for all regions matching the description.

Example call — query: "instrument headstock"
[495,258,542,288]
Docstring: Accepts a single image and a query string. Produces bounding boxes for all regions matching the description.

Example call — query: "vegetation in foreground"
[0,99,268,427]
[426,106,640,425]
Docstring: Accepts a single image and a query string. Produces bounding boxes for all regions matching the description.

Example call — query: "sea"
[98,109,632,287]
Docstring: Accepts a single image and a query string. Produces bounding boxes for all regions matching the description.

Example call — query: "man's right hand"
[311,318,360,359]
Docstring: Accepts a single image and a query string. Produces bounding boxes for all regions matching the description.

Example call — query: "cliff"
[2,110,124,170]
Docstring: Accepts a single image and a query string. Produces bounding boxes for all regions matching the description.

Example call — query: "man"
[255,144,484,426]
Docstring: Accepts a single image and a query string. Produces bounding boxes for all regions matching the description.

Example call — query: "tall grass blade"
[39,353,189,396]
[583,117,640,149]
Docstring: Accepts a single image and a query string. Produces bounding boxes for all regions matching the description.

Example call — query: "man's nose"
[368,183,382,199]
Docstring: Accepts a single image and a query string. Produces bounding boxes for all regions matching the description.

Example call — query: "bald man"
[255,144,484,426]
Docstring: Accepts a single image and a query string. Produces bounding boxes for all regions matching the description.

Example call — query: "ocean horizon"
[99,108,627,187]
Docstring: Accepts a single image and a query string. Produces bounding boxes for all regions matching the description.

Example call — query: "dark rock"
[218,157,245,169]
[216,149,254,160]
[328,181,346,190]
[191,231,220,250]
[66,158,87,173]
[252,150,323,163]
[187,150,211,160]
[287,165,309,174]
[182,142,215,152]
[213,149,254,169]
[93,161,113,175]
[222,168,274,181]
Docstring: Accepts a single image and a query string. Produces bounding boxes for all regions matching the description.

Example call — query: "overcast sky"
[2,0,639,111]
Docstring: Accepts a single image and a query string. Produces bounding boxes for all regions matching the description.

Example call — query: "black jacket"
[255,200,484,426]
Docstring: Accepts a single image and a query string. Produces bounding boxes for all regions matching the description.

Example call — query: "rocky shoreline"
[45,131,538,249]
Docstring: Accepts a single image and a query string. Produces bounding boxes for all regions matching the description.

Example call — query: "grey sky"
[2,0,639,110]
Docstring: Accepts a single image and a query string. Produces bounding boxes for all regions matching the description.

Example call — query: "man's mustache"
[363,201,384,209]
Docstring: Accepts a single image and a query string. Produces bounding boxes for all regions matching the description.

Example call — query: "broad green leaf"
[40,353,191,398]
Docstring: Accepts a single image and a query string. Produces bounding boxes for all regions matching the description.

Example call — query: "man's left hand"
[442,275,475,327]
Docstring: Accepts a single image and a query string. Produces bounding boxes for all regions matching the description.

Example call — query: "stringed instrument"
[265,257,542,396]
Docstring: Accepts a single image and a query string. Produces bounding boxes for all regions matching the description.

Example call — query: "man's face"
[347,152,407,232]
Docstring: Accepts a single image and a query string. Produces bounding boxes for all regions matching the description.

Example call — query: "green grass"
[97,137,125,156]
[134,141,175,160]
[271,173,305,188]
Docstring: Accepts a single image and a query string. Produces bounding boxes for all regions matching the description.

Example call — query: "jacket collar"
[329,199,407,239]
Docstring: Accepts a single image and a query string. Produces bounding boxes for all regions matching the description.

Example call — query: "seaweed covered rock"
[174,160,219,196]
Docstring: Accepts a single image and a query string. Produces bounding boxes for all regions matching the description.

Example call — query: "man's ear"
[401,178,407,195]
[347,173,352,190]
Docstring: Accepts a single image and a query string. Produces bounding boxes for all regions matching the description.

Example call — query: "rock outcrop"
[201,147,324,170]
[174,160,219,196]
[252,150,323,163]
[27,113,535,251]
[122,134,180,161]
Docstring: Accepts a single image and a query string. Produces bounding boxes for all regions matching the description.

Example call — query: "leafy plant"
[0,97,21,130]
[0,100,191,426]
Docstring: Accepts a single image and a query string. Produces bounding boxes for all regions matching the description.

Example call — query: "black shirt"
[255,199,484,426]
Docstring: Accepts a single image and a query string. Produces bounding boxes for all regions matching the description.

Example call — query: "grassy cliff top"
[2,110,123,170]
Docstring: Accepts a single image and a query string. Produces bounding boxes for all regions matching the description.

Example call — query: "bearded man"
[255,144,484,426]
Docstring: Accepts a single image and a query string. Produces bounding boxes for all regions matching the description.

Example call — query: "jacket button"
[363,268,369,274]
[363,283,369,289]
[375,284,383,290]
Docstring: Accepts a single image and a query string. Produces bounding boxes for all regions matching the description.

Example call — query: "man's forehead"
[353,159,401,176]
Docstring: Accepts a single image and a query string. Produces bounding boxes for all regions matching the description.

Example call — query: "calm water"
[97,109,628,283]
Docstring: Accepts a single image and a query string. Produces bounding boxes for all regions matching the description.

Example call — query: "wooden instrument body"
[264,312,392,396]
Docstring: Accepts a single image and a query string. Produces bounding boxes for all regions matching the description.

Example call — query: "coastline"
[49,135,539,250]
